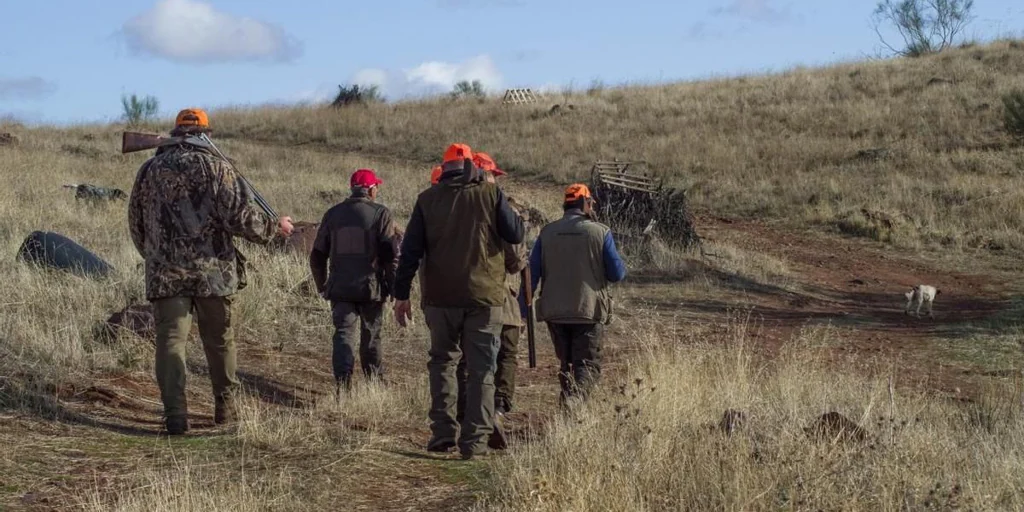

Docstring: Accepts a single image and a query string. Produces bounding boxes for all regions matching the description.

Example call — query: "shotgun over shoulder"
[121,131,188,154]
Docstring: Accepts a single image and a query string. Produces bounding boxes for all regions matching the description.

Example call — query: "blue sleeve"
[603,232,626,283]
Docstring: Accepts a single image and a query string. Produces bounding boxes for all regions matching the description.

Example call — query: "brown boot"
[214,397,237,425]
[165,415,189,435]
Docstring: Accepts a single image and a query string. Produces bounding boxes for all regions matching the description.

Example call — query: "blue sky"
[1,0,1021,125]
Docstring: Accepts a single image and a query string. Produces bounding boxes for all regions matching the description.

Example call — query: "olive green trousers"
[153,296,238,418]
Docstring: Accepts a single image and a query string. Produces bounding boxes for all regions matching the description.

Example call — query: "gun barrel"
[199,134,278,220]
[523,266,537,369]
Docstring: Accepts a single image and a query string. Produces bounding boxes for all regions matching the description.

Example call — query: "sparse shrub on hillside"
[331,84,384,107]
[120,93,159,127]
[450,80,486,100]
[1002,89,1024,140]
[587,79,605,96]
[872,0,975,57]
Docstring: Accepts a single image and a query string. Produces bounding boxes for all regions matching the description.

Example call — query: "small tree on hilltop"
[872,0,975,57]
[450,80,486,100]
[121,93,159,127]
[331,84,384,107]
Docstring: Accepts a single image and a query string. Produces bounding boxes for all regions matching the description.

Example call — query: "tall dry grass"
[0,125,450,392]
[480,319,1024,511]
[80,461,295,512]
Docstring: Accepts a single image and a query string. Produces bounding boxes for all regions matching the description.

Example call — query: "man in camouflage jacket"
[128,108,293,435]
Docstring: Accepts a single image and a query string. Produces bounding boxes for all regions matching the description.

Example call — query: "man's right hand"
[278,216,294,237]
[394,300,413,328]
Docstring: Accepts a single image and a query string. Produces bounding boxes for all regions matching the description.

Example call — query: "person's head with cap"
[563,183,595,214]
[472,152,506,184]
[438,143,474,182]
[351,168,383,200]
[171,108,211,137]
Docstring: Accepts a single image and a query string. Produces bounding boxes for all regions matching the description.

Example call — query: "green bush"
[449,80,485,100]
[1003,89,1024,139]
[331,84,384,107]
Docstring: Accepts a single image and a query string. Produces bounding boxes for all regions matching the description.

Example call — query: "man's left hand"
[394,300,413,328]
[278,216,295,237]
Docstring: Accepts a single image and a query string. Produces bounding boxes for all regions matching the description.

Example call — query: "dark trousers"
[330,301,384,385]
[458,325,519,417]
[424,306,501,455]
[547,322,604,403]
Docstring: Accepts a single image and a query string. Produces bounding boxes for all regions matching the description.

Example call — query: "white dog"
[904,285,939,317]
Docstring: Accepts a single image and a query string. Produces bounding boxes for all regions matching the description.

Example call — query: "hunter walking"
[128,108,294,435]
[455,152,528,450]
[528,184,626,405]
[310,169,399,394]
[394,143,524,460]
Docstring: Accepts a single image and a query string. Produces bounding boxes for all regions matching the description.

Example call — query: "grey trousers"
[330,301,384,385]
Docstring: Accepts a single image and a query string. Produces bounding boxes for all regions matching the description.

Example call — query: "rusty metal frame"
[590,160,662,193]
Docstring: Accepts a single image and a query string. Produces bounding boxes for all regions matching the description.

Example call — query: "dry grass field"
[0,40,1023,510]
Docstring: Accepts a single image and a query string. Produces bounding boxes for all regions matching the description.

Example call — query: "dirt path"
[623,215,1023,395]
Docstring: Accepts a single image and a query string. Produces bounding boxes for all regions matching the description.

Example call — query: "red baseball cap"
[351,169,383,188]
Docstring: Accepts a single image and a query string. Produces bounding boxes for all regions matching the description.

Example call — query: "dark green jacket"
[394,177,524,308]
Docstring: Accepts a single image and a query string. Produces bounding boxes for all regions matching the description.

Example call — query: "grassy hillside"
[0,40,1023,510]
[212,39,1024,251]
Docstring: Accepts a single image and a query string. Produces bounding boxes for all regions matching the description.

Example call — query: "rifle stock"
[522,265,537,369]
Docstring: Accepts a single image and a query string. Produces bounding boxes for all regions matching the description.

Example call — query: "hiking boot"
[426,440,457,453]
[214,397,236,425]
[460,448,491,461]
[165,415,189,436]
[495,398,512,416]
[488,413,509,450]
[334,377,352,402]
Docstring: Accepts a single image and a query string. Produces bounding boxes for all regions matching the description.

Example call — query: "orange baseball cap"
[472,152,506,177]
[442,143,473,164]
[174,108,209,130]
[564,183,593,203]
[430,166,442,185]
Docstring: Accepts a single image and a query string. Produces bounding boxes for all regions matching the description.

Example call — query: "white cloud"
[406,55,502,91]
[121,0,302,63]
[713,0,790,22]
[0,77,57,101]
[351,55,503,99]
[352,69,389,89]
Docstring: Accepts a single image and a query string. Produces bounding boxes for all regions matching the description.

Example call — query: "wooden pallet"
[502,88,539,105]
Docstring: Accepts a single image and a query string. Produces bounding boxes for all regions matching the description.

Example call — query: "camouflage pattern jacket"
[128,142,275,300]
